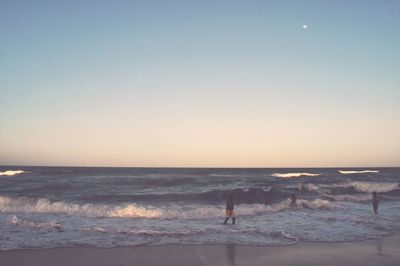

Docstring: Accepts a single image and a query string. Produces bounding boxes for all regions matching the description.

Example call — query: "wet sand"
[0,234,399,266]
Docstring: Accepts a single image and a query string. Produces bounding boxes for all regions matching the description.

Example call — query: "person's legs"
[232,217,235,224]
[224,217,229,224]
[224,210,233,224]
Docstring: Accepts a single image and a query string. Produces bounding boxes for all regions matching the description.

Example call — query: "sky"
[0,0,399,167]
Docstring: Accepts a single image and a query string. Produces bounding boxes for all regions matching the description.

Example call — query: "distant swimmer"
[290,194,297,207]
[372,192,379,214]
[224,194,236,225]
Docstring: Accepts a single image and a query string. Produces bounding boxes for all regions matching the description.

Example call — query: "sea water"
[0,167,399,250]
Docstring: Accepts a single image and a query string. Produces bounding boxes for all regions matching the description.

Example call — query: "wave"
[85,187,280,205]
[0,196,163,218]
[271,172,321,179]
[292,181,400,194]
[338,170,379,174]
[289,183,322,192]
[0,195,223,218]
[79,226,107,234]
[0,170,27,176]
[326,194,372,202]
[0,196,337,219]
[263,198,340,212]
[350,181,399,193]
[208,174,233,177]
[9,215,62,231]
[112,198,339,218]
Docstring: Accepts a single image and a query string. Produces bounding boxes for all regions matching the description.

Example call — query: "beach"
[2,0,399,264]
[1,234,399,266]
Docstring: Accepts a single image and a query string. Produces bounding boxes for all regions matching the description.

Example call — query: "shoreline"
[1,234,399,266]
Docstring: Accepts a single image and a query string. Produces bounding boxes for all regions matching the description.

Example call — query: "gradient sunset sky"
[1,0,399,167]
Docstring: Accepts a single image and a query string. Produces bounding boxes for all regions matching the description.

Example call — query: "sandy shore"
[1,235,399,266]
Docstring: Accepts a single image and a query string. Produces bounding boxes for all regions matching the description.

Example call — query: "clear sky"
[1,0,399,167]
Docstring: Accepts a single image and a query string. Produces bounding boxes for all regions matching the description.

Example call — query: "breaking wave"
[327,194,372,202]
[271,172,321,179]
[0,196,163,218]
[338,170,379,174]
[296,181,400,194]
[0,196,337,219]
[0,170,27,176]
[350,181,399,193]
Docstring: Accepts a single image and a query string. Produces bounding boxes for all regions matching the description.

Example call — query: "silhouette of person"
[372,191,379,214]
[290,193,297,207]
[224,194,235,225]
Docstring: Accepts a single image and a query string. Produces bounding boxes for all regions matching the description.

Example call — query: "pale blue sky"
[1,1,399,167]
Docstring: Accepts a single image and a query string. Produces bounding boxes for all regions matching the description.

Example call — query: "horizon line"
[1,164,399,169]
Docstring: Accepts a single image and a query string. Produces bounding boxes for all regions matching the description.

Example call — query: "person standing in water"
[372,191,379,214]
[290,193,297,207]
[224,194,235,225]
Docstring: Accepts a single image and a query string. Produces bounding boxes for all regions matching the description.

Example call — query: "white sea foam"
[265,198,339,212]
[9,215,62,230]
[1,196,105,216]
[323,181,399,193]
[350,181,399,193]
[108,205,166,218]
[297,198,341,209]
[270,230,299,242]
[328,194,372,202]
[0,195,224,218]
[293,181,400,194]
[271,172,321,179]
[301,183,321,192]
[338,170,379,174]
[0,170,27,176]
[80,227,107,234]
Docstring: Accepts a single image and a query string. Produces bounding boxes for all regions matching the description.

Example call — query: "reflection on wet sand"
[376,238,383,255]
[226,244,236,265]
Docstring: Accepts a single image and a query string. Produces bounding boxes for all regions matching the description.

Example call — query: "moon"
[302,24,308,30]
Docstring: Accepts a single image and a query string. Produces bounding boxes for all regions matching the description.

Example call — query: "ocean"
[0,167,399,250]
